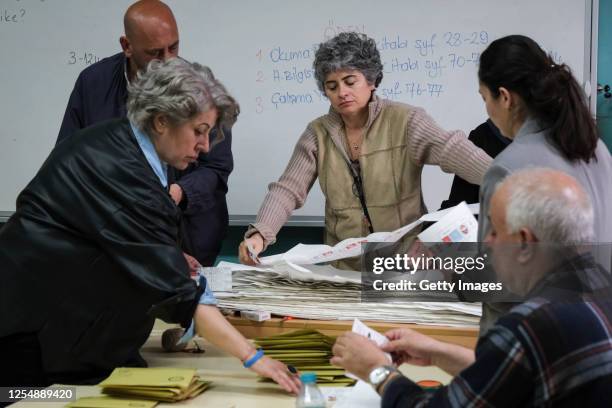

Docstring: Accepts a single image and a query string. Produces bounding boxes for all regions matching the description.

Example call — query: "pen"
[246,241,260,264]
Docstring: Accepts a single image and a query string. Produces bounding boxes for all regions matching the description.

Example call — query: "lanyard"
[347,160,374,234]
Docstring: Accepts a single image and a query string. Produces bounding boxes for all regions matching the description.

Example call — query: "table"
[228,316,478,349]
[11,325,453,407]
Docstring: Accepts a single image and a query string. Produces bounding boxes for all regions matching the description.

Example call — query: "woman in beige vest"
[238,32,491,270]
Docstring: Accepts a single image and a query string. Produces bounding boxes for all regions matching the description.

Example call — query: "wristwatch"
[368,365,399,391]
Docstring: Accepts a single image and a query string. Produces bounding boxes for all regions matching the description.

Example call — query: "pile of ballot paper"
[214,263,481,327]
[254,329,355,386]
[68,367,210,407]
[208,203,482,328]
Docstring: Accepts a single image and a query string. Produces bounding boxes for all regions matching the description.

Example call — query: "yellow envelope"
[103,379,211,403]
[254,329,354,387]
[99,367,196,391]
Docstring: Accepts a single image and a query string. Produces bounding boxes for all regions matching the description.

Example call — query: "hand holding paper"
[331,331,391,382]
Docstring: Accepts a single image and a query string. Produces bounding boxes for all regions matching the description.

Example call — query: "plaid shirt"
[383,253,612,407]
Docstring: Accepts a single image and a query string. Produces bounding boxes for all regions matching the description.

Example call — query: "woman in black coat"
[0,58,299,394]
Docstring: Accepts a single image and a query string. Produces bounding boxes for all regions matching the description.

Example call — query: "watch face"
[369,366,391,385]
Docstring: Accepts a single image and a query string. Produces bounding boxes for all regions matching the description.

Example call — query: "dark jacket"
[439,120,510,209]
[57,52,233,265]
[382,254,612,407]
[0,119,203,385]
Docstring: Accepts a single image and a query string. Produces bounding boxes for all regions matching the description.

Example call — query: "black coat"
[0,119,202,385]
[56,52,233,266]
[439,120,511,210]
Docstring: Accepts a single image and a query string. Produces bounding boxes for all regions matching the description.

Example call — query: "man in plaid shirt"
[332,168,612,407]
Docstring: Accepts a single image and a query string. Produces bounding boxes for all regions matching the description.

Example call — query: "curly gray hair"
[313,32,383,93]
[127,58,239,142]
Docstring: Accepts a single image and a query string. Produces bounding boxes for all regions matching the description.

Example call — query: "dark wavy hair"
[313,32,383,93]
[478,35,597,162]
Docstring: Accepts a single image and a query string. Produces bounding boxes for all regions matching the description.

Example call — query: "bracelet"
[243,348,264,368]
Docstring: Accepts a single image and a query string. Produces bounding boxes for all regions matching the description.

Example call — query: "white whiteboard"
[0,0,596,219]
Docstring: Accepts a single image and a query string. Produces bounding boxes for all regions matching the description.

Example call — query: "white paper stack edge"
[240,310,271,322]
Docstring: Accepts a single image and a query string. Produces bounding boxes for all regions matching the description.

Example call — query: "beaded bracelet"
[243,348,264,368]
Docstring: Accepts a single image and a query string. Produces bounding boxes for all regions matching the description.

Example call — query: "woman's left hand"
[169,183,184,205]
[250,356,301,394]
[183,253,200,276]
[331,332,390,381]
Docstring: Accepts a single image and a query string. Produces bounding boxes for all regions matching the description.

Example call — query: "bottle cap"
[416,379,442,390]
[300,372,317,383]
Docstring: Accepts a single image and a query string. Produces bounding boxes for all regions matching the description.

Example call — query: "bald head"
[492,168,594,243]
[120,0,179,80]
[487,168,594,295]
[124,0,176,39]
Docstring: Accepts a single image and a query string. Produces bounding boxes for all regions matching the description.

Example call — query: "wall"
[0,0,595,216]
[597,0,612,151]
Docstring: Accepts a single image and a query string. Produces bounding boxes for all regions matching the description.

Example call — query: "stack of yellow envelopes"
[97,367,210,402]
[254,329,355,386]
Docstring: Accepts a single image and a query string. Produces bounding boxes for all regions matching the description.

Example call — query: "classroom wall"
[597,0,612,151]
[1,2,608,254]
[126,7,612,264]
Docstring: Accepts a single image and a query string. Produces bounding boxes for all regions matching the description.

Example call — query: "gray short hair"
[499,168,594,243]
[313,32,383,93]
[127,58,239,140]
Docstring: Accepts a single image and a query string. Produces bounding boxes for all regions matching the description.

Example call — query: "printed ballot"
[259,202,479,267]
[345,319,391,380]
[417,202,478,243]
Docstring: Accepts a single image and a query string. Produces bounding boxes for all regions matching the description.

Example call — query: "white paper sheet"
[418,202,478,243]
[345,319,392,380]
[199,265,233,291]
[258,203,478,267]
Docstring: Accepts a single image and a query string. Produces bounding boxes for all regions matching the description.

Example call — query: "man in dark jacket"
[56,0,231,266]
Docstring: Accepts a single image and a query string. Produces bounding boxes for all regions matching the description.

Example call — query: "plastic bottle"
[295,372,326,408]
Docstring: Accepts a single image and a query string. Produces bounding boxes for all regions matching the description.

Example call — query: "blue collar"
[130,121,168,188]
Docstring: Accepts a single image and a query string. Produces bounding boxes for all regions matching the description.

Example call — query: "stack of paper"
[98,367,211,402]
[215,262,481,327]
[254,329,355,386]
[211,203,482,327]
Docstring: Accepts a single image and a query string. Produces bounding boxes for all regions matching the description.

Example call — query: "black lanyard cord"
[347,161,374,234]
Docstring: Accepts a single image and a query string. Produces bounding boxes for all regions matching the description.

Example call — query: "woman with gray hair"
[0,58,300,394]
[239,32,492,270]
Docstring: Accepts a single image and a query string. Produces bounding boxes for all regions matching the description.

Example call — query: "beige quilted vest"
[312,101,425,270]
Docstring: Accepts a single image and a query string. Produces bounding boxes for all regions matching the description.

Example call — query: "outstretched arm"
[193,304,301,394]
